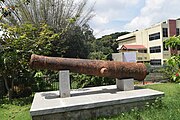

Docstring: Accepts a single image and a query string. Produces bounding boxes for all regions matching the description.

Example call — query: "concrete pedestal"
[116,78,134,91]
[59,70,70,98]
[30,85,164,120]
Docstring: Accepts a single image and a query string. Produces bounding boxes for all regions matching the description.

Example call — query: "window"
[178,45,180,50]
[163,42,168,51]
[176,28,180,36]
[150,46,161,53]
[137,57,142,60]
[149,32,160,41]
[150,59,161,65]
[163,28,168,37]
[138,50,147,53]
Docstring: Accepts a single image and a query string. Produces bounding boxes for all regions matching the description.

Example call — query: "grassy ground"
[0,97,32,120]
[0,104,31,120]
[0,83,179,120]
[99,83,180,120]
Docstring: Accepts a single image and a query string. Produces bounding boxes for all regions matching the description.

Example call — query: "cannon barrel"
[30,54,147,81]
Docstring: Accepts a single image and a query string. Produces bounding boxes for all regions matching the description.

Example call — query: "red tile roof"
[121,45,147,50]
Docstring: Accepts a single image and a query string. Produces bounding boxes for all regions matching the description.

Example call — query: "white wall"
[112,53,123,61]
[117,19,180,65]
[123,52,136,62]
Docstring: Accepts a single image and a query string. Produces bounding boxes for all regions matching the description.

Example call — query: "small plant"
[171,71,180,83]
[165,56,180,83]
[151,97,163,109]
[131,107,143,120]
[145,97,163,109]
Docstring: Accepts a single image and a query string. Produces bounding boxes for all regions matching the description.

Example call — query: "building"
[116,18,180,66]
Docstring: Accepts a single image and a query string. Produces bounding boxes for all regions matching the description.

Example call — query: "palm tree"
[0,0,94,31]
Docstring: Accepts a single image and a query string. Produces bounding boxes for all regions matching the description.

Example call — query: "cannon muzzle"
[30,54,147,81]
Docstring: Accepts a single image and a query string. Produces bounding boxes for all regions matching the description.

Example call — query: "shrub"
[165,56,180,83]
[71,73,116,89]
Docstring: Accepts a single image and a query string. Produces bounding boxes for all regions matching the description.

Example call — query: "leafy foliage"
[0,22,66,98]
[56,25,92,58]
[71,73,115,89]
[165,56,180,83]
[0,0,96,98]
[0,0,130,94]
[71,32,129,88]
[165,35,180,50]
[0,23,97,97]
[88,32,129,60]
[0,0,94,28]
[164,36,180,83]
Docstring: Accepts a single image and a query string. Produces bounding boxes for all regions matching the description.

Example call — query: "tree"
[60,26,91,58]
[0,0,30,20]
[165,36,180,55]
[0,0,95,58]
[165,36,180,48]
[164,36,180,83]
[0,0,94,28]
[0,0,96,98]
[89,32,129,60]
[0,23,63,99]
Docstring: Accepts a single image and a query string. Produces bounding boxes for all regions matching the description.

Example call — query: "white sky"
[88,0,180,38]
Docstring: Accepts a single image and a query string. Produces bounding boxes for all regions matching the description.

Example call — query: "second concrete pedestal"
[116,78,134,91]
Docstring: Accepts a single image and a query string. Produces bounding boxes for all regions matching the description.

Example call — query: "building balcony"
[163,51,171,59]
[136,52,150,61]
[178,51,180,55]
[112,52,150,63]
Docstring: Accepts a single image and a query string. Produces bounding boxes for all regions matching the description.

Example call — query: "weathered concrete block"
[59,70,70,98]
[116,78,134,91]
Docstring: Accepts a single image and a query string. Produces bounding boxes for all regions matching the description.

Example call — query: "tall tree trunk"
[3,76,13,100]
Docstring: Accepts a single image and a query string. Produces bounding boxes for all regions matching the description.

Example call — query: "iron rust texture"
[30,54,147,81]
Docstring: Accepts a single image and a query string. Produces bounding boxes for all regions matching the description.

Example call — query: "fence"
[32,77,59,92]
[144,66,169,83]
[145,72,169,81]
[0,76,60,100]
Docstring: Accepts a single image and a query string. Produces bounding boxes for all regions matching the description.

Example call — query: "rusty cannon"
[30,54,147,81]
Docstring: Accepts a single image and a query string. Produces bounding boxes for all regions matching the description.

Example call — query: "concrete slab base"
[30,85,164,120]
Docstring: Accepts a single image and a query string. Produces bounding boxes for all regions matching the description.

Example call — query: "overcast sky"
[88,0,180,38]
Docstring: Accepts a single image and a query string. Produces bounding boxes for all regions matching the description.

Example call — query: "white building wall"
[118,39,136,45]
[117,18,180,65]
[112,53,123,61]
[176,20,180,27]
[123,52,136,62]
[134,25,163,61]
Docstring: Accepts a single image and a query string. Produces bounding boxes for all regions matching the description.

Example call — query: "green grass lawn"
[99,83,180,120]
[0,83,180,120]
[0,104,31,120]
[0,97,32,120]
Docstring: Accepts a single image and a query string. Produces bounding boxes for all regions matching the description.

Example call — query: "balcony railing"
[136,52,150,61]
[163,51,171,59]
[178,51,180,55]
